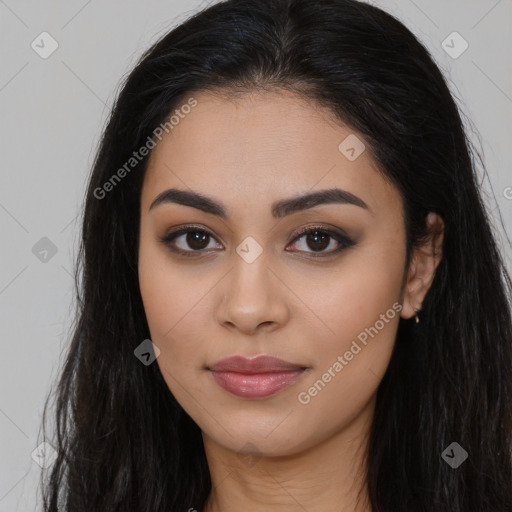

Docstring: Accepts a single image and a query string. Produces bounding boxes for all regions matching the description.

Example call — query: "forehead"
[141,89,401,221]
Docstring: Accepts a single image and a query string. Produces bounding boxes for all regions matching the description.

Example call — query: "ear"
[400,212,444,320]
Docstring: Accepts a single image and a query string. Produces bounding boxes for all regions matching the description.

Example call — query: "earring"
[414,307,420,324]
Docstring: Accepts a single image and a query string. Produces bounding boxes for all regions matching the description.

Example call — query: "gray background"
[0,0,511,510]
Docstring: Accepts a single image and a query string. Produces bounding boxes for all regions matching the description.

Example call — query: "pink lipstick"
[208,355,307,399]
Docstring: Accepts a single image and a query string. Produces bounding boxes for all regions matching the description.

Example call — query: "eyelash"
[159,224,356,259]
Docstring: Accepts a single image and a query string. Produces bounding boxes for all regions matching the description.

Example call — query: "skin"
[138,88,444,512]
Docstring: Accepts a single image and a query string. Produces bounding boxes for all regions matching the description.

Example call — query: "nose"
[215,252,290,335]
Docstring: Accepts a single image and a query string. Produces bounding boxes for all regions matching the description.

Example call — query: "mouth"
[207,355,308,399]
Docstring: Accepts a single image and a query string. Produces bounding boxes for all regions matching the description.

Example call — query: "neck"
[201,398,374,512]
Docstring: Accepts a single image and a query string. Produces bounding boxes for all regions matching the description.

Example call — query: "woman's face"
[138,89,408,457]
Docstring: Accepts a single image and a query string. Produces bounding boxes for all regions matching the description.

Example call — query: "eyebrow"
[148,187,370,218]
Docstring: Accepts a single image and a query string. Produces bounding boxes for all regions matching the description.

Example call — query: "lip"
[207,355,307,399]
[208,355,305,373]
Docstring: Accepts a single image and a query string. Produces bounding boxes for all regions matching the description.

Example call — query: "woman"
[40,0,512,510]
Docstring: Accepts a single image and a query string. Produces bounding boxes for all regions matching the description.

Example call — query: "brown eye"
[160,227,222,256]
[183,230,210,250]
[287,226,355,256]
[160,224,355,258]
[303,231,330,252]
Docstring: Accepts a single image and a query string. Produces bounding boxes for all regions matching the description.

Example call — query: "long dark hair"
[40,0,512,510]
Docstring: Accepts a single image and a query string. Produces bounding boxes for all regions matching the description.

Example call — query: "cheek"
[138,239,175,337]
[289,238,405,347]
[138,236,213,375]
[139,228,194,332]
[293,240,404,418]
[138,248,205,410]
